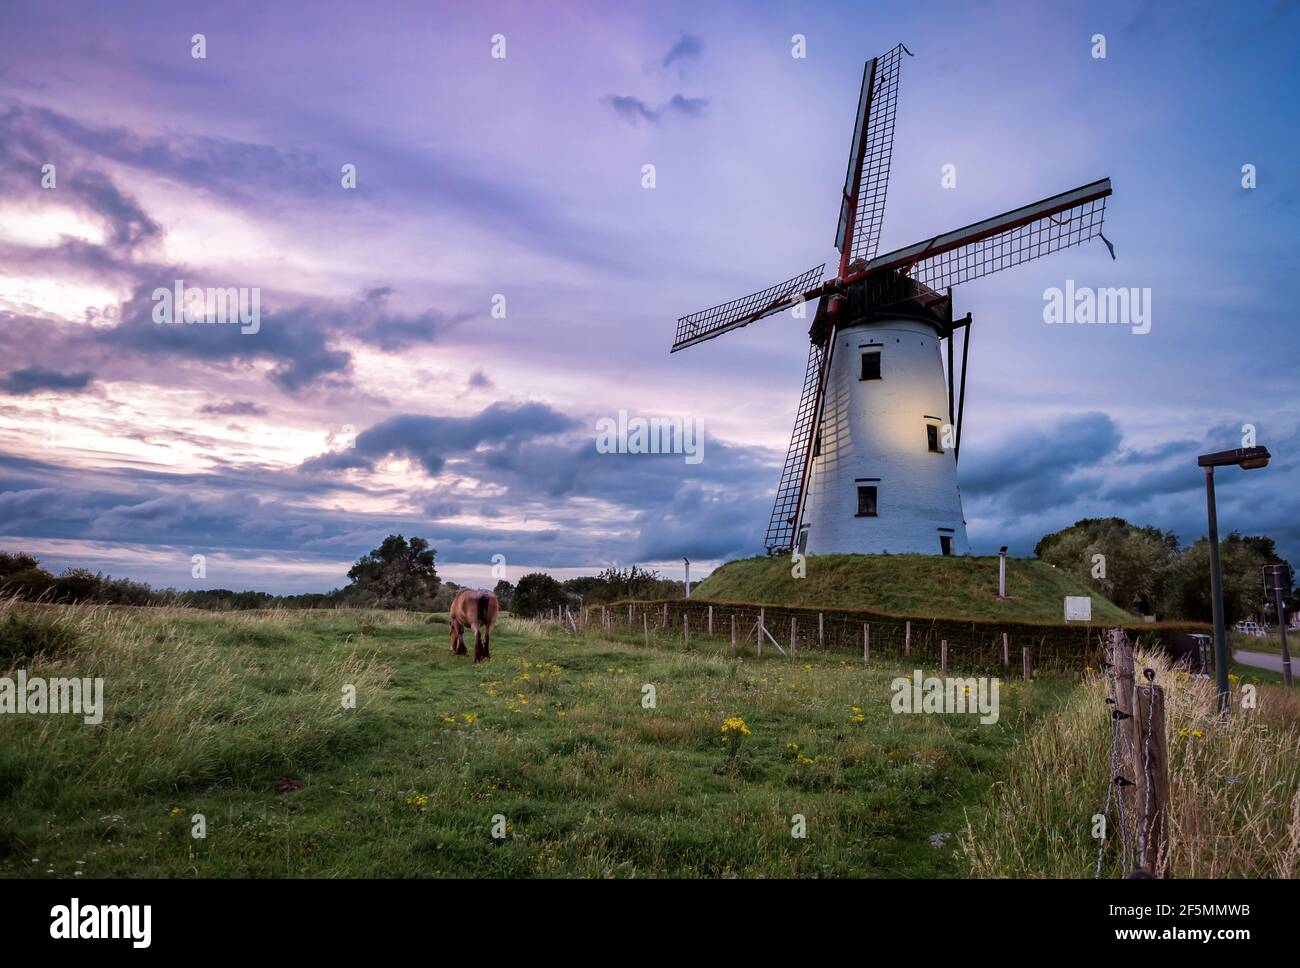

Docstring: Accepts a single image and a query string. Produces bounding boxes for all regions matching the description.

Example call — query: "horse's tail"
[477,592,490,626]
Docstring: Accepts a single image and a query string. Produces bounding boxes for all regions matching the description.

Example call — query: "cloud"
[0,367,94,395]
[93,284,473,394]
[605,94,709,126]
[665,94,708,118]
[198,399,268,416]
[663,34,704,68]
[608,95,660,125]
[961,412,1120,512]
[301,402,582,477]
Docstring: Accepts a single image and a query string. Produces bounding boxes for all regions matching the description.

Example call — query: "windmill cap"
[809,271,951,344]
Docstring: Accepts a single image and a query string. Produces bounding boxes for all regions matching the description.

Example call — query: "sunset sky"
[1,0,1297,593]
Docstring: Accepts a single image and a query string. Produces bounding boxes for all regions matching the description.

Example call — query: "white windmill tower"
[670,44,1113,557]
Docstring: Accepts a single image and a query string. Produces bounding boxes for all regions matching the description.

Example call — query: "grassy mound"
[691,554,1137,625]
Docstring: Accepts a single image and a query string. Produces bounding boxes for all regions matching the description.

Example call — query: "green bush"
[0,610,82,668]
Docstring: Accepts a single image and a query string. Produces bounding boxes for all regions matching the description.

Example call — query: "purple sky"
[1,0,1297,593]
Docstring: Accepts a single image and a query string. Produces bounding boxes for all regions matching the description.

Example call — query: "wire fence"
[540,599,1207,675]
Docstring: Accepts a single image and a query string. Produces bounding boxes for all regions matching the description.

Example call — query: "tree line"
[3,521,1291,623]
[1034,517,1294,623]
[0,538,683,615]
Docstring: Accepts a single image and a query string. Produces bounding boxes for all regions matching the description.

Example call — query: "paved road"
[1233,649,1295,677]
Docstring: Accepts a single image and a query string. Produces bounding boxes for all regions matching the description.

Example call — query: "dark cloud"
[301,402,581,477]
[662,34,704,68]
[961,412,1120,512]
[608,95,660,125]
[198,399,268,417]
[665,94,708,118]
[0,367,94,395]
[606,93,709,126]
[90,283,473,394]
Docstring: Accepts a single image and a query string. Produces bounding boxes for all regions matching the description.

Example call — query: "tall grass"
[0,600,391,805]
[962,650,1300,878]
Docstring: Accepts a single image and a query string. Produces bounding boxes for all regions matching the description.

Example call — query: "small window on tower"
[860,351,881,381]
[927,424,942,453]
[856,485,878,517]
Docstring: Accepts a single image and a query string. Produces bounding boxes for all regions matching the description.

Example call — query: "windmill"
[670,44,1113,557]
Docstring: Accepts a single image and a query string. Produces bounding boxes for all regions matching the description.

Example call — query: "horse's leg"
[451,619,465,655]
[472,621,483,663]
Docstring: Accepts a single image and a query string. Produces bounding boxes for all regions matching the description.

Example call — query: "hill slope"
[690,554,1137,625]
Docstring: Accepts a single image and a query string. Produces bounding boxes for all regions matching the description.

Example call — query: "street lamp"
[1198,446,1271,713]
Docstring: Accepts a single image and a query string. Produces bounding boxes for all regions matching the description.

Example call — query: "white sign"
[1064,596,1092,622]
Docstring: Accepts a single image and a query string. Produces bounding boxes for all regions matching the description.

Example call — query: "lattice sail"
[671,264,827,353]
[837,43,909,265]
[765,340,825,554]
[860,179,1112,293]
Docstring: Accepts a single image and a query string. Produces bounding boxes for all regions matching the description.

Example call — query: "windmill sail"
[764,339,826,554]
[857,178,1112,292]
[671,263,827,353]
[836,43,910,266]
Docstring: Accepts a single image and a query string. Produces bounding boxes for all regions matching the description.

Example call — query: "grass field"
[965,651,1300,878]
[0,602,1071,878]
[692,554,1138,624]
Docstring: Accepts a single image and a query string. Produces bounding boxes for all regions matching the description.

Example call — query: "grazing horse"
[449,588,498,663]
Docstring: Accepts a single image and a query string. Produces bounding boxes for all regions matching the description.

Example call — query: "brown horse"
[449,588,498,663]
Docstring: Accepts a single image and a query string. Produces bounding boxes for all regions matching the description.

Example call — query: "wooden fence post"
[758,608,764,657]
[864,623,870,663]
[731,613,736,656]
[791,617,797,658]
[905,620,911,657]
[1132,680,1169,876]
[1022,646,1030,681]
[941,640,948,675]
[683,612,689,647]
[1112,630,1136,761]
[1002,632,1009,666]
[818,612,823,647]
[643,612,649,647]
[708,605,713,637]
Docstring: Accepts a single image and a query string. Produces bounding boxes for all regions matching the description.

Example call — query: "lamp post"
[1198,446,1271,714]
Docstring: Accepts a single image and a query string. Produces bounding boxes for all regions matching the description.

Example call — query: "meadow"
[1,601,1067,878]
[1,601,1292,879]
[965,650,1300,878]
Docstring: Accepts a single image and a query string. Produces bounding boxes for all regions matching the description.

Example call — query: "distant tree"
[99,575,158,606]
[597,565,666,601]
[0,552,40,578]
[561,575,606,603]
[1035,518,1180,615]
[345,535,440,608]
[512,572,566,617]
[493,579,514,611]
[54,568,102,603]
[0,551,56,599]
[1163,532,1283,624]
[430,581,462,613]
